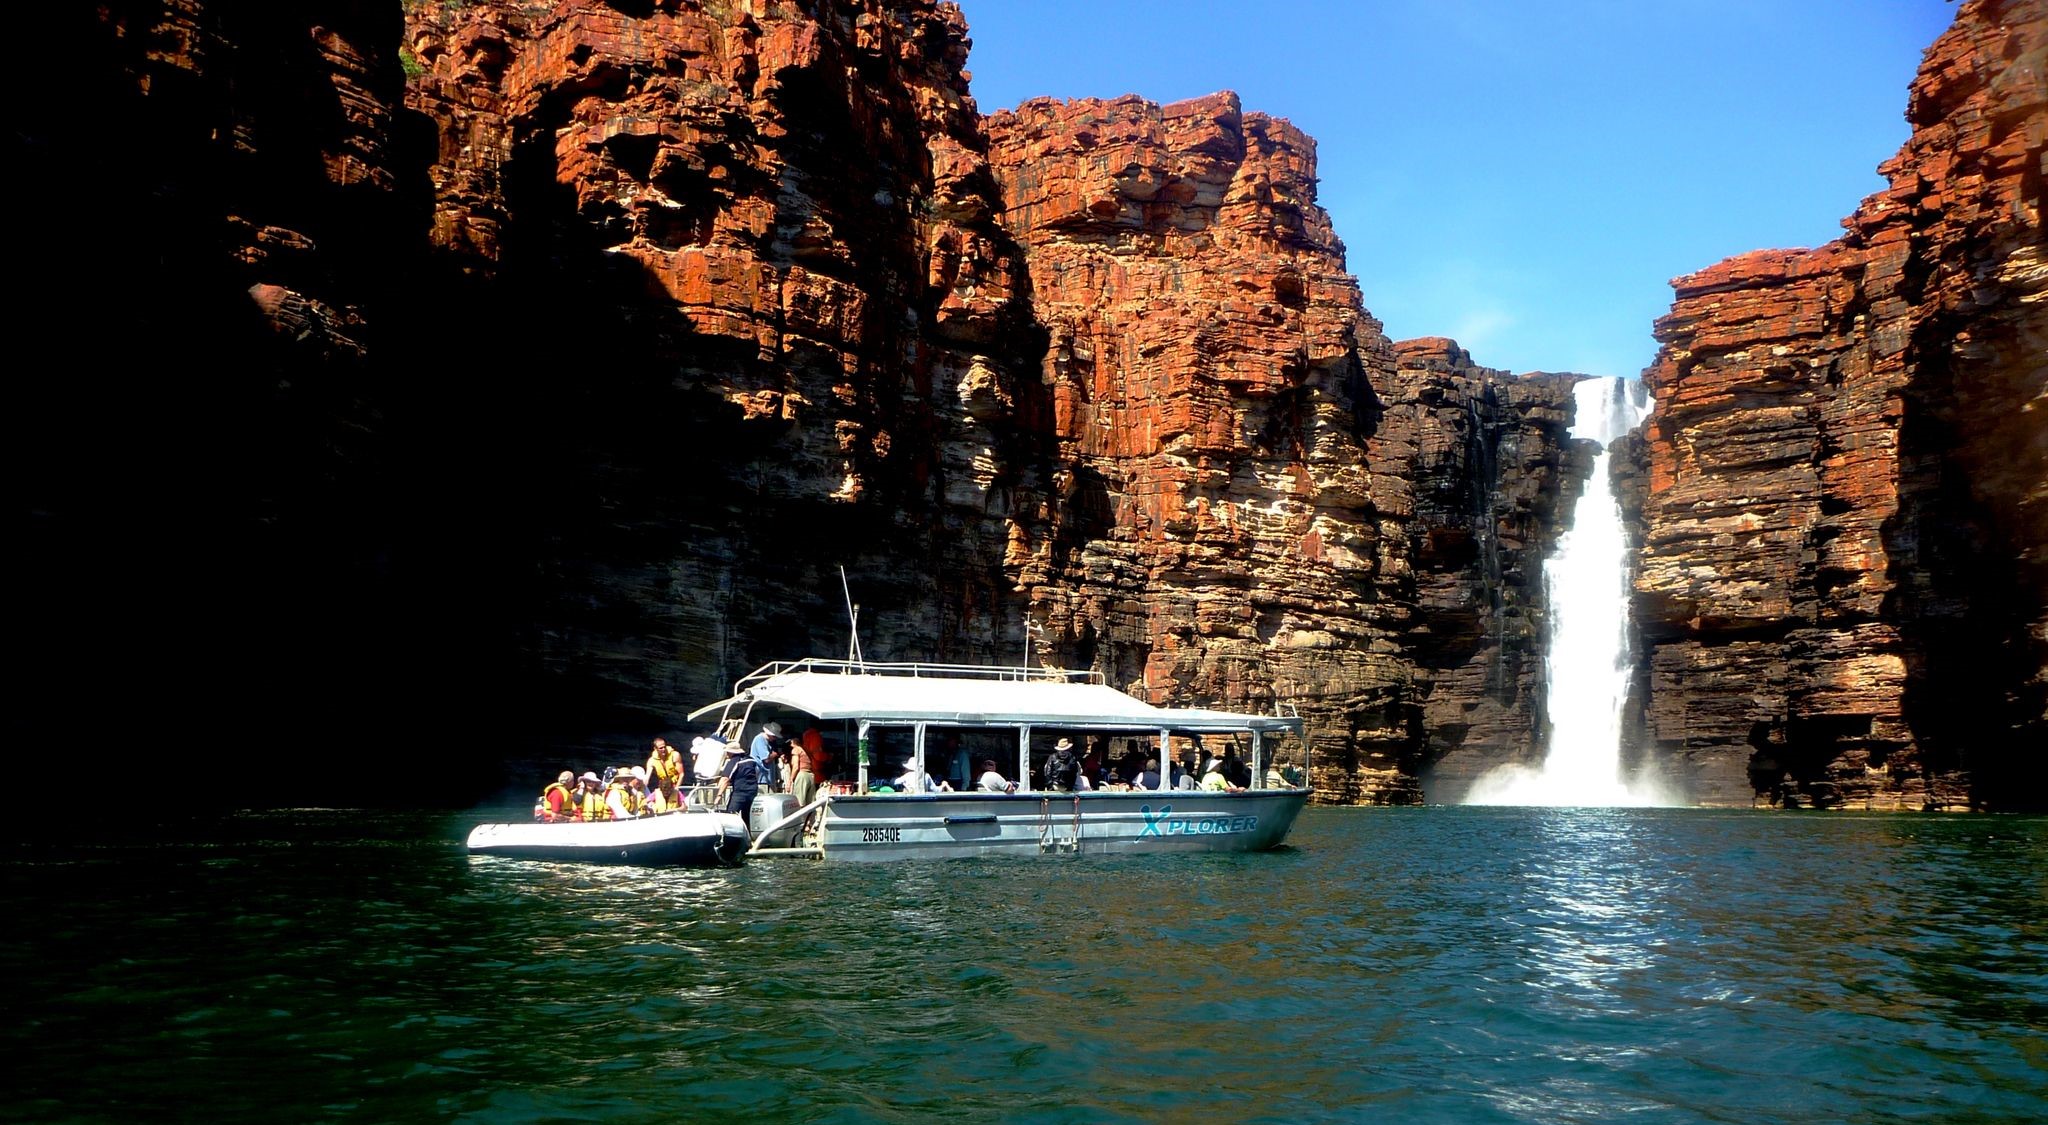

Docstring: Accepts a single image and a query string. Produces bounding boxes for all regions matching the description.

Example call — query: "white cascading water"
[1467,376,1670,807]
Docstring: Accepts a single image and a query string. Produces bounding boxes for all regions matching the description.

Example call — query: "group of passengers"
[537,726,1261,820]
[883,737,1256,795]
[533,725,835,822]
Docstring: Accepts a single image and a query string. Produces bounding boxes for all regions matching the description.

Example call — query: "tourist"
[691,736,729,784]
[1040,738,1080,792]
[605,768,646,820]
[801,726,828,780]
[1222,746,1252,789]
[1133,758,1162,790]
[716,742,765,822]
[897,756,953,794]
[534,771,574,822]
[1100,769,1130,792]
[976,759,1015,794]
[789,734,818,807]
[1200,757,1244,792]
[571,772,606,820]
[646,737,687,807]
[749,722,781,775]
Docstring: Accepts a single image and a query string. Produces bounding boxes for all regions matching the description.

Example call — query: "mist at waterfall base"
[1469,376,1673,808]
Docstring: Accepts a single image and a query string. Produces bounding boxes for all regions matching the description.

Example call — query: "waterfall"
[1467,376,1670,807]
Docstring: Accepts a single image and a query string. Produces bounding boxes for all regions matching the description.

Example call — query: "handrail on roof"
[731,657,1107,694]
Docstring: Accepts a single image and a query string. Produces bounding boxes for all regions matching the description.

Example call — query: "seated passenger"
[1133,759,1162,790]
[605,768,648,820]
[895,757,952,794]
[571,772,606,820]
[976,759,1016,794]
[534,771,574,822]
[1222,746,1252,788]
[1200,758,1244,792]
[1101,770,1130,792]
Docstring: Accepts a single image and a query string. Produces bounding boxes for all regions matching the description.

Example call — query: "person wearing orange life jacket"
[570,772,607,821]
[534,771,575,822]
[646,738,687,808]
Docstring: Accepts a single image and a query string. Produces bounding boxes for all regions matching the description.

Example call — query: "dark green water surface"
[7,807,2046,1123]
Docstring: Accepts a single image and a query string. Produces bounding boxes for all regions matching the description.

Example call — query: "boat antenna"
[840,566,865,668]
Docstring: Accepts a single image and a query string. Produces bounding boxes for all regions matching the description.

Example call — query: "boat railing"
[748,794,829,857]
[731,657,1107,694]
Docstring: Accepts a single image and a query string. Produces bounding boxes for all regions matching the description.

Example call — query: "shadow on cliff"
[1882,311,2048,811]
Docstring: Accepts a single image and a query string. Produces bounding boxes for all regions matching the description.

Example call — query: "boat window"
[926,728,1013,790]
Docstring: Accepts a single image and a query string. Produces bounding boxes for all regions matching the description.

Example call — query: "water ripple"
[4,807,2045,1122]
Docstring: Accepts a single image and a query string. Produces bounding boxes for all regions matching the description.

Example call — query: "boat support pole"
[1252,729,1263,791]
[1157,729,1169,791]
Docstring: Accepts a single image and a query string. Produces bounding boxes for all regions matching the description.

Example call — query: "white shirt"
[977,770,1012,793]
[896,767,947,793]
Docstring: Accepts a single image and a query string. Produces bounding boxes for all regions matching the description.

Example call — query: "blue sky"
[958,0,1958,379]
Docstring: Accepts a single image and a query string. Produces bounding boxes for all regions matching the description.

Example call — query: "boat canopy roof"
[689,660,1302,735]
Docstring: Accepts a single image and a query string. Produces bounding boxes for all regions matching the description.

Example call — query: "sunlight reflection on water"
[5,807,2045,1123]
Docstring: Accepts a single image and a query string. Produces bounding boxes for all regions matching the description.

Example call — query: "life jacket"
[535,782,571,821]
[572,789,606,821]
[650,751,683,785]
[607,781,641,817]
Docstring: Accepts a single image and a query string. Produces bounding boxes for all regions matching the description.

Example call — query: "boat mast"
[840,566,865,669]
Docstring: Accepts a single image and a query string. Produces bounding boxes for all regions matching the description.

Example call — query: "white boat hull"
[466,811,750,867]
[811,789,1308,861]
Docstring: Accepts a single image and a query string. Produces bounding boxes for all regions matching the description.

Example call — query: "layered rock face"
[30,0,1583,803]
[401,0,1050,738]
[1629,0,2046,809]
[985,97,1578,801]
[11,2,493,797]
[1385,342,1583,803]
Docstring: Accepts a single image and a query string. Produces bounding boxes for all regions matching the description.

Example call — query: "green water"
[6,807,2046,1123]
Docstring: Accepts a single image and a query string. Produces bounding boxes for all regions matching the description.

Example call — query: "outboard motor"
[748,792,801,847]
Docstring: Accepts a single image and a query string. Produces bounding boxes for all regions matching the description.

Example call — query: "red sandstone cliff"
[28,0,1582,803]
[1629,0,2046,809]
[984,95,1579,801]
[401,0,1051,729]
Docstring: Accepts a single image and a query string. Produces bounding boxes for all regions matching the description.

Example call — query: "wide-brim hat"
[629,767,647,783]
[725,743,746,754]
[1053,738,1074,752]
[579,772,600,784]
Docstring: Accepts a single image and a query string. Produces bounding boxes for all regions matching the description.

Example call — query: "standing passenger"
[717,743,764,825]
[749,722,781,774]
[647,738,686,807]
[1040,739,1080,792]
[789,735,818,807]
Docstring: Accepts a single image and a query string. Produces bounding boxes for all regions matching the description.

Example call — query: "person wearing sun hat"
[895,753,953,794]
[715,740,765,822]
[571,772,606,821]
[1039,737,1081,792]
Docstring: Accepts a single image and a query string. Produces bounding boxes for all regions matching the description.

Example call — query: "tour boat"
[465,810,750,867]
[690,659,1309,861]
